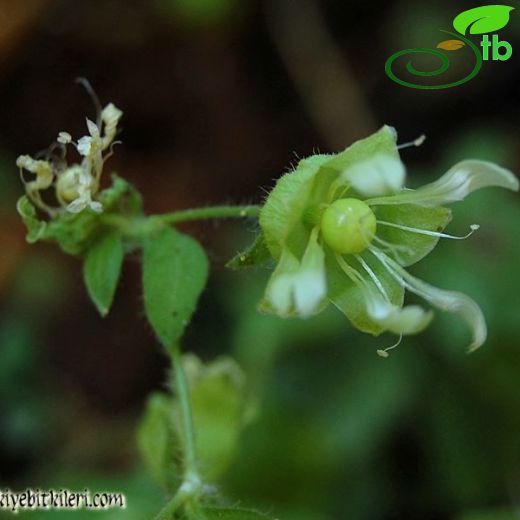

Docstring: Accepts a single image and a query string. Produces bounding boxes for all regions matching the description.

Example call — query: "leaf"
[137,356,254,491]
[437,39,465,51]
[16,196,47,243]
[374,204,452,267]
[453,5,514,35]
[181,354,255,482]
[202,507,277,520]
[142,227,208,349]
[17,176,142,256]
[226,232,272,270]
[137,393,179,492]
[83,231,124,316]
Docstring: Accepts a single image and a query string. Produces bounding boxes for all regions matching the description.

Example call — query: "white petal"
[77,136,92,156]
[86,118,100,137]
[373,250,487,351]
[368,160,518,207]
[369,299,433,335]
[89,200,103,213]
[101,103,123,125]
[66,198,87,213]
[293,229,326,316]
[341,154,406,197]
[262,247,300,316]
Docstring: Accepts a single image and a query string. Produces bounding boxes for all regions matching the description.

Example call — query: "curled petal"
[261,247,299,316]
[368,299,433,335]
[261,230,326,318]
[368,160,519,207]
[373,250,487,351]
[341,154,406,197]
[293,229,326,316]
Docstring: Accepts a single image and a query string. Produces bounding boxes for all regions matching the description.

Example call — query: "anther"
[377,334,403,358]
[397,134,426,150]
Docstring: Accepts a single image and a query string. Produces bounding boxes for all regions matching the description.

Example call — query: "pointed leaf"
[83,231,124,316]
[453,5,514,35]
[437,39,465,51]
[142,227,208,349]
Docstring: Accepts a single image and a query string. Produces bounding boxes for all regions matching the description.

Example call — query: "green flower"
[258,126,518,353]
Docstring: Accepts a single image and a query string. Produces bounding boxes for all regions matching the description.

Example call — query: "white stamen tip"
[57,132,72,144]
[397,134,426,150]
[376,334,403,358]
[413,134,426,146]
[470,224,480,231]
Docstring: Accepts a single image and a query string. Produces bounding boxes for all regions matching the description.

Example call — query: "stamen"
[377,220,480,240]
[369,246,406,289]
[377,334,403,358]
[397,134,426,150]
[354,254,389,301]
[76,77,103,127]
[335,253,367,288]
[57,132,72,144]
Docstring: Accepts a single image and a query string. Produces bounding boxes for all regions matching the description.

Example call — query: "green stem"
[155,345,201,520]
[101,205,261,238]
[170,344,198,482]
[158,204,261,224]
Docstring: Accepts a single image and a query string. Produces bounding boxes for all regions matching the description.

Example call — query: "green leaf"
[182,354,254,481]
[226,232,272,270]
[83,231,124,316]
[137,393,179,492]
[453,5,514,35]
[142,227,208,349]
[375,204,452,266]
[138,356,253,490]
[17,175,142,256]
[202,507,277,519]
[16,196,47,243]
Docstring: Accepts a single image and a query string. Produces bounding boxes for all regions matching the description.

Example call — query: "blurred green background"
[0,0,519,518]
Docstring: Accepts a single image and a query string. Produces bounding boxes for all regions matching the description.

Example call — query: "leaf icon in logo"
[437,39,466,51]
[453,5,514,35]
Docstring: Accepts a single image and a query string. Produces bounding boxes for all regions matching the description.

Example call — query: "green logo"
[385,5,514,89]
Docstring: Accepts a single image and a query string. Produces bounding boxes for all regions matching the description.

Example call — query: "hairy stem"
[158,204,261,224]
[171,344,198,482]
[155,345,201,519]
[101,204,261,238]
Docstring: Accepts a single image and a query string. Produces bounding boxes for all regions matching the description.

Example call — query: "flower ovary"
[320,198,377,254]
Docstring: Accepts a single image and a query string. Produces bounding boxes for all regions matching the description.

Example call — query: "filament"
[377,220,480,240]
[377,334,403,358]
[354,254,390,301]
[397,134,426,150]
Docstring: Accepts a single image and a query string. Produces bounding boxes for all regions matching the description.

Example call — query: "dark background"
[0,1,519,518]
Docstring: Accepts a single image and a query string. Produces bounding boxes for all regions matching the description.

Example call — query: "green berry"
[320,198,377,254]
